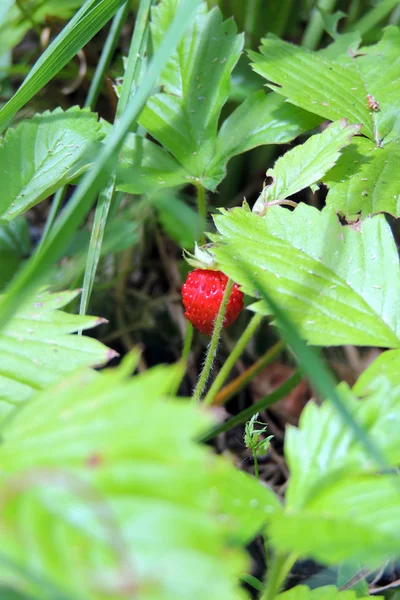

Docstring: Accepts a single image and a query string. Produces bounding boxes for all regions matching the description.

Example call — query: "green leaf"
[207,92,322,189]
[251,119,359,214]
[116,132,190,194]
[283,381,400,509]
[277,584,374,599]
[138,3,244,185]
[0,218,31,290]
[354,349,400,393]
[0,288,115,418]
[323,136,400,218]
[250,27,400,144]
[0,107,104,221]
[212,203,400,347]
[0,358,277,600]
[150,192,201,249]
[269,473,400,565]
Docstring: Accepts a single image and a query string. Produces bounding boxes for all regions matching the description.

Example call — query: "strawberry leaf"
[0,288,114,419]
[212,203,400,347]
[0,107,104,221]
[277,585,374,599]
[252,119,359,214]
[0,357,278,600]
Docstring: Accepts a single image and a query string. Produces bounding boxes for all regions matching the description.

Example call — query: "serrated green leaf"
[0,288,114,417]
[0,107,104,221]
[250,27,400,144]
[284,380,400,509]
[116,132,190,194]
[269,474,400,566]
[138,4,244,184]
[207,92,322,189]
[323,137,400,218]
[0,358,277,600]
[252,120,359,213]
[277,584,374,600]
[212,203,400,347]
[249,37,374,139]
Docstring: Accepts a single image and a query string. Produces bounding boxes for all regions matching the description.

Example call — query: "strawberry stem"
[195,183,207,245]
[203,312,263,406]
[192,279,234,403]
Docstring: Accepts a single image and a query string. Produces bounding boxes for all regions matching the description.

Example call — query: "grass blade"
[0,0,127,129]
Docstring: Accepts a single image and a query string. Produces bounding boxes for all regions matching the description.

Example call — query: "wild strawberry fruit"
[182,269,244,335]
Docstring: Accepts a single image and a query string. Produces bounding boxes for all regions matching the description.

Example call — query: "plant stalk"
[192,280,234,403]
[302,0,337,50]
[197,370,301,443]
[213,339,285,406]
[204,312,263,405]
[261,552,297,600]
[196,183,207,244]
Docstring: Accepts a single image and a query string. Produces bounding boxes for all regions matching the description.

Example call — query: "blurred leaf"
[251,120,359,214]
[354,349,400,393]
[0,288,115,419]
[277,584,377,599]
[151,192,200,248]
[323,136,400,218]
[336,562,370,596]
[0,357,277,599]
[207,92,322,188]
[0,217,31,290]
[0,107,104,221]
[212,203,400,347]
[269,473,400,566]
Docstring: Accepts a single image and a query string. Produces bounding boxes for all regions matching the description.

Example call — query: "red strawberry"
[182,269,244,335]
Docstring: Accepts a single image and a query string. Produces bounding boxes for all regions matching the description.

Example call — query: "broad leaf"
[116,132,190,194]
[0,107,104,220]
[0,288,114,417]
[250,28,400,218]
[212,203,400,347]
[269,473,400,565]
[207,92,321,188]
[124,2,318,192]
[323,137,400,218]
[250,27,400,144]
[277,584,375,599]
[138,3,244,185]
[252,120,359,214]
[0,358,278,600]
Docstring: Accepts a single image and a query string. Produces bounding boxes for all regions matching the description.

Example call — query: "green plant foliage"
[354,349,400,393]
[252,120,359,214]
[0,218,31,290]
[277,585,378,599]
[150,192,200,248]
[0,288,115,417]
[250,27,400,217]
[117,1,319,193]
[212,203,400,347]
[0,107,104,221]
[0,357,278,600]
[267,380,400,565]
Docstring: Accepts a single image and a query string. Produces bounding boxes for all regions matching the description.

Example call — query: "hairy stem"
[204,313,263,405]
[196,184,207,244]
[192,280,234,403]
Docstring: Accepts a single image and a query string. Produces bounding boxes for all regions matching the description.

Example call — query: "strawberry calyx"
[182,242,219,270]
